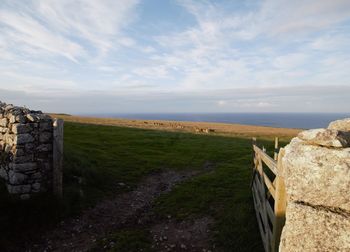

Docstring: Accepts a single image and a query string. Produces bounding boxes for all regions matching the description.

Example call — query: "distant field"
[0,120,296,251]
[50,114,301,139]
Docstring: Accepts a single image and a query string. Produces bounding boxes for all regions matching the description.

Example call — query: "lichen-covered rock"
[282,137,350,211]
[298,128,350,148]
[0,118,8,127]
[280,202,350,252]
[328,118,350,131]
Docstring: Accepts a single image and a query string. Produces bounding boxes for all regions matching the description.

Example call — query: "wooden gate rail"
[251,138,286,252]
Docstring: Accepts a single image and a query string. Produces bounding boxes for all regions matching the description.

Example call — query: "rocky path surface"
[29,170,202,252]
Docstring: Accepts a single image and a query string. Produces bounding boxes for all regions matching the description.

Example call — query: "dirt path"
[30,170,200,252]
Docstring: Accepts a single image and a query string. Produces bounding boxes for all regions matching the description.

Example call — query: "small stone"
[15,115,26,123]
[15,133,34,144]
[8,170,28,184]
[10,162,37,172]
[13,154,34,163]
[12,123,31,134]
[4,104,14,111]
[13,148,25,157]
[0,167,8,180]
[7,184,31,194]
[32,183,41,192]
[36,144,52,152]
[31,172,41,179]
[37,114,52,121]
[26,114,38,122]
[9,115,16,123]
[25,143,35,152]
[40,132,52,143]
[20,194,31,200]
[40,122,53,131]
[0,118,8,127]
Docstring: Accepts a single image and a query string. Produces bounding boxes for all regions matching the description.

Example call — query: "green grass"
[0,122,290,251]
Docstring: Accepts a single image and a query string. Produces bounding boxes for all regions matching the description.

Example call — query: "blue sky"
[0,0,350,113]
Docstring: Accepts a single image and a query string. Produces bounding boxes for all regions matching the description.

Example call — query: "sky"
[0,0,350,114]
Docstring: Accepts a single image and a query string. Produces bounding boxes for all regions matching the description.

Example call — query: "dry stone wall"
[0,102,54,199]
[279,118,350,252]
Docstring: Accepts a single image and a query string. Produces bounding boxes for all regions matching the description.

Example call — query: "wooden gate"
[251,138,286,252]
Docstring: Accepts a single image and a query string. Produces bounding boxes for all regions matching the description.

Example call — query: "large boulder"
[280,202,350,252]
[328,118,350,131]
[282,137,350,211]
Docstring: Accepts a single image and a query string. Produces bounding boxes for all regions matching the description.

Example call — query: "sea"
[82,113,350,129]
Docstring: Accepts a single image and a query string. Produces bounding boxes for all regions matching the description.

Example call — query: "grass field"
[0,121,293,251]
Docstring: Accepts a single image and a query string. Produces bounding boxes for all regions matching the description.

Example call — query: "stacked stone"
[279,118,350,251]
[0,102,53,199]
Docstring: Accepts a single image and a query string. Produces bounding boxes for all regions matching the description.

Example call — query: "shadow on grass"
[0,122,291,251]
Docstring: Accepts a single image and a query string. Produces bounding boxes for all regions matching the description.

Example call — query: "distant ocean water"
[83,113,350,129]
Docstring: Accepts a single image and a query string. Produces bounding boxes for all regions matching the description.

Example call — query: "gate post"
[53,118,64,198]
[271,148,286,252]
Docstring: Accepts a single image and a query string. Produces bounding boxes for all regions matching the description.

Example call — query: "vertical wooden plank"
[53,118,64,198]
[250,137,258,188]
[271,148,286,252]
[274,137,279,161]
[257,153,271,252]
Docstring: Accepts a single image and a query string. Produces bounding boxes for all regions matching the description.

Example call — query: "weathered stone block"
[13,148,25,156]
[13,154,34,163]
[280,202,350,252]
[36,144,52,152]
[8,170,28,185]
[30,172,41,180]
[15,133,34,144]
[10,162,37,172]
[37,114,52,121]
[0,167,8,180]
[39,122,53,131]
[15,115,26,123]
[39,132,52,143]
[9,115,16,123]
[20,194,30,200]
[25,143,35,153]
[26,114,38,122]
[1,127,9,133]
[0,118,8,127]
[7,184,31,194]
[282,138,350,211]
[32,182,40,191]
[12,123,31,134]
[298,128,350,148]
[328,118,350,131]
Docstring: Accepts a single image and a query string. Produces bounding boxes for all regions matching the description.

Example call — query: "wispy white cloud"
[0,0,139,62]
